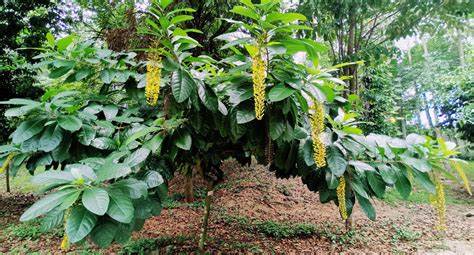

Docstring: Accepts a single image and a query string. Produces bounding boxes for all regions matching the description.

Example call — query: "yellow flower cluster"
[60,234,69,251]
[310,101,326,168]
[430,177,446,232]
[145,48,162,106]
[252,53,266,120]
[451,161,472,195]
[337,176,348,220]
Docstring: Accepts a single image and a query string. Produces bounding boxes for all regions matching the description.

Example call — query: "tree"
[0,0,471,251]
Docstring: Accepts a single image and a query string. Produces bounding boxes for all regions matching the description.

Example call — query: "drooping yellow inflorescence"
[450,161,472,195]
[429,177,446,232]
[252,52,266,120]
[145,47,162,106]
[337,176,348,220]
[60,233,69,251]
[310,101,326,168]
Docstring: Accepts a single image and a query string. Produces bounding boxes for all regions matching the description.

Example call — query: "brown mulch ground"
[1,160,473,254]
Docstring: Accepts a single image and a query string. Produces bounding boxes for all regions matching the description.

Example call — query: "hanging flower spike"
[337,176,348,220]
[430,177,446,232]
[310,100,326,168]
[145,46,162,106]
[60,233,69,251]
[252,51,266,120]
[450,161,471,195]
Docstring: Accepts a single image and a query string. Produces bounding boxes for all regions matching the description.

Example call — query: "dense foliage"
[0,0,471,250]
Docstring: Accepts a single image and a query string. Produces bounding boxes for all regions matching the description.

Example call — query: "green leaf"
[349,160,375,172]
[144,133,165,153]
[90,222,117,248]
[58,115,82,132]
[143,171,164,188]
[231,6,259,20]
[125,127,160,146]
[414,171,436,194]
[327,146,347,176]
[268,84,296,102]
[20,189,77,221]
[325,171,339,189]
[56,35,75,51]
[103,105,119,120]
[301,139,315,166]
[236,107,256,124]
[41,208,64,232]
[75,68,91,81]
[378,164,397,184]
[269,114,285,140]
[266,12,306,23]
[100,69,115,84]
[160,0,173,8]
[366,172,386,198]
[66,206,98,243]
[79,125,96,146]
[115,179,148,199]
[174,129,192,150]
[60,190,82,209]
[46,32,55,47]
[400,154,431,172]
[97,163,131,181]
[123,148,151,167]
[82,187,110,216]
[171,69,194,103]
[39,125,63,152]
[91,137,117,150]
[395,172,412,199]
[355,193,376,221]
[170,15,193,25]
[49,66,74,79]
[32,170,75,185]
[12,118,47,144]
[107,189,134,223]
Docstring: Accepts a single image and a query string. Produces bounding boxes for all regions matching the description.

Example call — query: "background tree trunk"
[198,180,214,251]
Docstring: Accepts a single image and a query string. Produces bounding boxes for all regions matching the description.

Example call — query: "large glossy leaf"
[97,163,131,181]
[91,137,117,150]
[41,207,64,232]
[173,129,192,150]
[395,172,411,199]
[66,206,98,243]
[231,6,259,20]
[124,148,150,167]
[366,172,386,198]
[400,154,431,172]
[268,84,296,102]
[103,105,119,120]
[39,125,63,152]
[79,125,96,146]
[107,189,134,223]
[82,187,110,216]
[20,189,78,221]
[90,221,117,248]
[58,115,82,132]
[356,193,376,221]
[115,179,148,199]
[236,107,256,124]
[171,69,194,103]
[11,118,47,144]
[327,146,347,176]
[143,171,164,188]
[32,170,75,185]
[266,12,306,23]
[348,160,375,172]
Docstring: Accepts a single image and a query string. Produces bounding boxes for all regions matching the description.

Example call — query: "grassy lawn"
[383,161,474,206]
[0,166,44,193]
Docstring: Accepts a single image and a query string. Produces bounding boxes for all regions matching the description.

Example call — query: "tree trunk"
[183,164,194,203]
[198,180,214,251]
[422,93,434,129]
[407,46,423,130]
[345,214,354,231]
[347,11,357,94]
[6,160,11,193]
[457,29,465,68]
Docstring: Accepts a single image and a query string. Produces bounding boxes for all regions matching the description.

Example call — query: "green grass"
[0,166,45,193]
[383,161,474,206]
